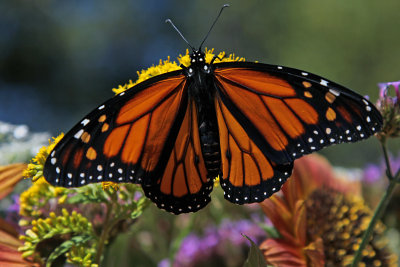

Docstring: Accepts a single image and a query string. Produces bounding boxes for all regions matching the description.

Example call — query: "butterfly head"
[187,50,211,77]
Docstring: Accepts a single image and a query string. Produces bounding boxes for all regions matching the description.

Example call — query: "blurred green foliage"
[1,0,399,165]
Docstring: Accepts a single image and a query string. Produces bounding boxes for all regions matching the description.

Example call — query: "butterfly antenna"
[199,4,230,50]
[165,19,195,51]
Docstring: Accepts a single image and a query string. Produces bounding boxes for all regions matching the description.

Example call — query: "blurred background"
[2,2,400,267]
[1,0,400,166]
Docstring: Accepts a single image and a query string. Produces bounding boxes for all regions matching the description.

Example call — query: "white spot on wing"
[326,128,332,134]
[81,119,90,126]
[329,88,340,96]
[98,105,105,110]
[320,79,329,86]
[74,129,84,139]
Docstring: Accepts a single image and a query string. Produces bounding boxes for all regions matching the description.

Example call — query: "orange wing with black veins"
[142,99,213,214]
[44,72,189,188]
[213,63,381,204]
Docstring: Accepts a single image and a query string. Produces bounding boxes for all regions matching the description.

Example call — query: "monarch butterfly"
[43,5,382,214]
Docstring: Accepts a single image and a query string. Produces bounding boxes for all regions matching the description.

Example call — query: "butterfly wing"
[213,62,382,203]
[142,99,213,214]
[214,96,293,204]
[44,71,189,188]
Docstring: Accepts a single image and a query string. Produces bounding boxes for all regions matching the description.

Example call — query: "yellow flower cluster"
[23,134,64,181]
[19,209,94,260]
[19,177,68,218]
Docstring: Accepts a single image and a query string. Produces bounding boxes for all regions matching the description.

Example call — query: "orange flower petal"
[293,200,307,246]
[260,196,298,243]
[0,219,38,266]
[303,238,325,267]
[0,163,27,200]
[260,239,307,267]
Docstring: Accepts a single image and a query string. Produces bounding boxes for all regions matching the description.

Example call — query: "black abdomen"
[198,108,221,178]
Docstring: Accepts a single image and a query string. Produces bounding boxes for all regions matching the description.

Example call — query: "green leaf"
[67,186,108,204]
[46,235,92,267]
[130,209,143,219]
[242,234,267,267]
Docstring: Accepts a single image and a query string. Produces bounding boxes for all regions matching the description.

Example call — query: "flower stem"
[351,141,399,266]
[94,201,114,265]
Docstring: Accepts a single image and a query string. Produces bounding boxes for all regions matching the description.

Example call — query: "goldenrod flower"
[19,176,68,217]
[23,133,64,182]
[101,181,119,191]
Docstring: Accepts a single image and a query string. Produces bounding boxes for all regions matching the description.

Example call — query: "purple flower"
[173,218,267,267]
[158,258,171,267]
[4,194,21,230]
[378,81,400,103]
[363,153,400,184]
[363,164,383,184]
[7,194,20,213]
[376,81,400,140]
[134,191,143,201]
[174,234,203,267]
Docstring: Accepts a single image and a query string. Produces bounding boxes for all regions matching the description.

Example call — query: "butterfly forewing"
[213,62,382,165]
[44,71,188,187]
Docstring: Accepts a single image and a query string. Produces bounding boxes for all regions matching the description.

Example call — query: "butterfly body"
[185,51,221,178]
[44,49,382,214]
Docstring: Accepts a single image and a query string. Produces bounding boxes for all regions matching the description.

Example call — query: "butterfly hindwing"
[214,95,293,204]
[142,99,213,214]
[213,62,382,165]
[44,71,188,188]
